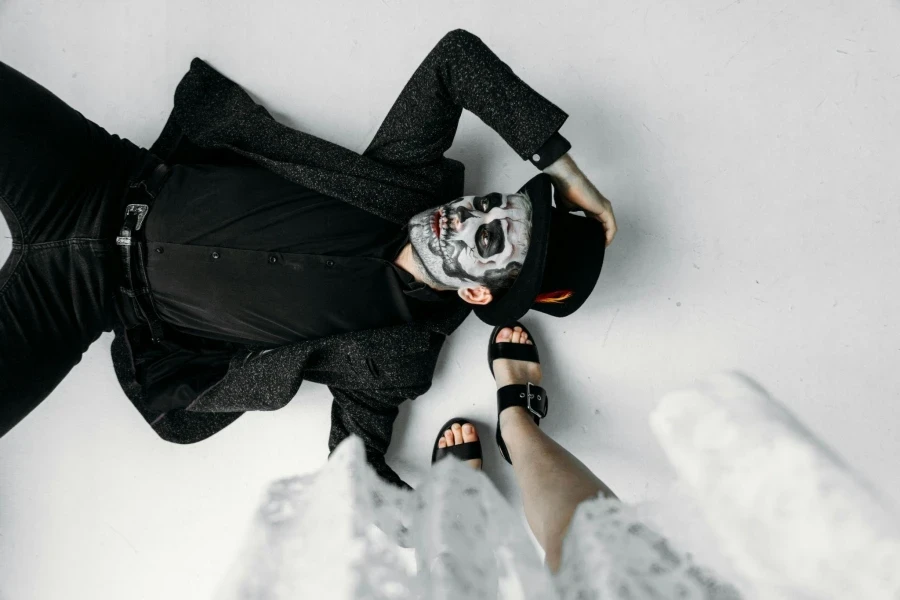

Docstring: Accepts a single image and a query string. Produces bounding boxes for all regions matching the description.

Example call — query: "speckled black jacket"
[110,29,569,486]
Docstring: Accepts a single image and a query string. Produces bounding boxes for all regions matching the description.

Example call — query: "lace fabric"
[214,435,739,600]
[214,373,900,599]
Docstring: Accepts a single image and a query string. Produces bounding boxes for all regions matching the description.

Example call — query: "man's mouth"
[432,209,442,240]
[431,208,450,244]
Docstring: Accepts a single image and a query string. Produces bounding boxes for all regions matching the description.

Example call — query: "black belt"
[117,162,171,343]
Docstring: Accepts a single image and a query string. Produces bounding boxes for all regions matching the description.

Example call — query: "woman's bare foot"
[436,422,482,470]
[492,326,542,389]
[492,326,544,441]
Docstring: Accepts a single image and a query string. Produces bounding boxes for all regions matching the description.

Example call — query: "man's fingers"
[569,184,617,246]
[597,208,617,246]
[604,214,617,246]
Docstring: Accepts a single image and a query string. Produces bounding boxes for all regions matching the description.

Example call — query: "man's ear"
[458,286,493,306]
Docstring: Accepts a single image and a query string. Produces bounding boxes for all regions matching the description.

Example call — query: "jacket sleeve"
[327,384,431,490]
[363,29,570,169]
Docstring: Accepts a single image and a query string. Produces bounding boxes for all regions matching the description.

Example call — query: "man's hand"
[543,153,617,247]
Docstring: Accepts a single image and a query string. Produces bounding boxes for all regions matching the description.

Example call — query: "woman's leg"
[493,326,617,572]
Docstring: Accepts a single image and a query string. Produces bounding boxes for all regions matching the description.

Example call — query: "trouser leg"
[0,60,154,435]
[0,61,153,242]
[0,241,118,436]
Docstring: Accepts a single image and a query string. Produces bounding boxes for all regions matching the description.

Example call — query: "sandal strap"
[491,342,540,365]
[497,383,549,420]
[434,441,483,462]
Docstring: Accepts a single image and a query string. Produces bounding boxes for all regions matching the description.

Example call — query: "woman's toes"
[451,423,463,445]
[496,327,513,343]
[444,429,455,447]
[438,437,447,448]
[511,329,522,344]
[525,339,533,345]
[520,332,529,342]
[462,423,479,443]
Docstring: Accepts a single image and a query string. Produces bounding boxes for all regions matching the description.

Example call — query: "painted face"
[407,192,532,290]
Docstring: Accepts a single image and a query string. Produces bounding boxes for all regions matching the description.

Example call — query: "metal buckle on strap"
[522,382,548,419]
[116,204,150,246]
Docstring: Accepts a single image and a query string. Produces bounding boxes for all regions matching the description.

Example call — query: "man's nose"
[452,206,473,230]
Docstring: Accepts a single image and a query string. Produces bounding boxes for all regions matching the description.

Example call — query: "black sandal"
[487,321,548,464]
[431,417,483,465]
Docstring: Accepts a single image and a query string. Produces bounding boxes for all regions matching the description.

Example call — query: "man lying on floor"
[0,29,615,486]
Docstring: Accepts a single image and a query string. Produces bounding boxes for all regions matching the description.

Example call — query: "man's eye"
[476,193,502,212]
[481,229,490,248]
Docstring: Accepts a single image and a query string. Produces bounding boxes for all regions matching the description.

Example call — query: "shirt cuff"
[527,132,571,170]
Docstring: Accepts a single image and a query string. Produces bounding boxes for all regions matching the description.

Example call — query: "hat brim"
[474,174,553,326]
[531,208,606,317]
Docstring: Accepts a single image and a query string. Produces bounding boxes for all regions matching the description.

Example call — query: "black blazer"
[110,29,569,486]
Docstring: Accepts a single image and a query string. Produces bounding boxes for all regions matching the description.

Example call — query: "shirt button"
[268,256,278,264]
[212,251,220,259]
[155,247,164,254]
[326,260,335,268]
[532,153,541,162]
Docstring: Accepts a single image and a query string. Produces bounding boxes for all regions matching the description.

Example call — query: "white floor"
[1,1,899,598]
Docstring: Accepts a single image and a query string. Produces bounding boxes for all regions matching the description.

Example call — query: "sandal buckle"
[525,382,548,419]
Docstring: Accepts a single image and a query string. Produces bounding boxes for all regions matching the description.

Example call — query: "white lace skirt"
[214,374,900,600]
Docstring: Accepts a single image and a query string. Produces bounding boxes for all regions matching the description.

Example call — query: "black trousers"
[0,62,157,435]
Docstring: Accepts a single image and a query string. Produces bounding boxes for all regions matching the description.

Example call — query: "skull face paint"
[407,192,532,290]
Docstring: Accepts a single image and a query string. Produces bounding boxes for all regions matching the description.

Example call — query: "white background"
[1,1,899,598]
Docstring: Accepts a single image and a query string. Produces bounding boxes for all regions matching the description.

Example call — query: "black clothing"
[146,164,404,256]
[0,61,158,435]
[143,163,452,347]
[2,30,572,487]
[528,132,571,170]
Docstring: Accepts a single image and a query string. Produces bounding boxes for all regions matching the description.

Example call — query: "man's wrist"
[543,152,581,187]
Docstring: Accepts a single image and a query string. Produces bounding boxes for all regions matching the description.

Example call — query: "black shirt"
[143,164,453,347]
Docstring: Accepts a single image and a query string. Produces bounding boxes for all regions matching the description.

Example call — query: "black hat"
[474,173,606,326]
